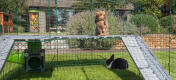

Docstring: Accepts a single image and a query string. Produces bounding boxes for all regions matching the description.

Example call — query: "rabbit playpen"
[0,0,176,80]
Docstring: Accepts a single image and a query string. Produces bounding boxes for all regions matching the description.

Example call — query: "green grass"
[0,51,176,80]
[154,51,176,79]
[7,51,24,64]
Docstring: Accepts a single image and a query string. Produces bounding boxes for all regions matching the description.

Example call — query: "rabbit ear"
[110,54,114,60]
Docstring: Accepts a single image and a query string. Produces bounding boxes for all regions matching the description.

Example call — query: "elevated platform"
[0,35,123,41]
[0,35,172,80]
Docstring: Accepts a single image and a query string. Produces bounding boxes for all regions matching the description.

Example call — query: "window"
[4,15,9,22]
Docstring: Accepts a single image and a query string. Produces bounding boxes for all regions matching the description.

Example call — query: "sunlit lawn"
[0,51,175,80]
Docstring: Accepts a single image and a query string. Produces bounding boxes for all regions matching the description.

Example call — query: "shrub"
[160,15,176,27]
[160,15,176,33]
[13,25,25,33]
[66,10,122,49]
[66,10,122,35]
[174,26,176,33]
[122,22,139,35]
[130,14,159,33]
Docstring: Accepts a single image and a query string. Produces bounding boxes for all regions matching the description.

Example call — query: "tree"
[135,0,165,18]
[0,0,27,14]
[73,0,130,12]
[162,0,176,15]
[130,14,159,33]
[165,0,175,9]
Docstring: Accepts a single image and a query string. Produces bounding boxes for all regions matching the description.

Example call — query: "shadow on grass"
[81,67,90,80]
[2,59,142,80]
[2,59,104,80]
[110,69,143,80]
[49,59,106,67]
[2,64,54,80]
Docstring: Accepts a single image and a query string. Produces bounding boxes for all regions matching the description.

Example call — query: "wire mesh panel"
[143,34,176,79]
[0,38,143,80]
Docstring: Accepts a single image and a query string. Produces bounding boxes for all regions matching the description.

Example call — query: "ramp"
[122,36,172,80]
[0,38,14,73]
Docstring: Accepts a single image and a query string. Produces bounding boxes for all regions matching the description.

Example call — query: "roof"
[27,0,76,8]
[0,12,13,16]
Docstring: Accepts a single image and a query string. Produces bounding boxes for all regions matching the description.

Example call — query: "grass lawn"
[153,51,176,79]
[0,51,175,80]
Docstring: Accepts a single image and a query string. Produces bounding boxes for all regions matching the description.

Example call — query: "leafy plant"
[66,10,122,49]
[13,25,25,33]
[160,15,176,33]
[73,0,130,12]
[130,14,160,33]
[66,10,122,35]
[135,0,165,18]
[0,0,27,14]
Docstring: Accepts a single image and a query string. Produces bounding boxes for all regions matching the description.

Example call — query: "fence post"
[90,0,94,35]
[48,0,51,39]
[168,0,172,75]
[55,0,58,34]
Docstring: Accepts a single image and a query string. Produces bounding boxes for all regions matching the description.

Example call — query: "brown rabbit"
[95,11,109,36]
